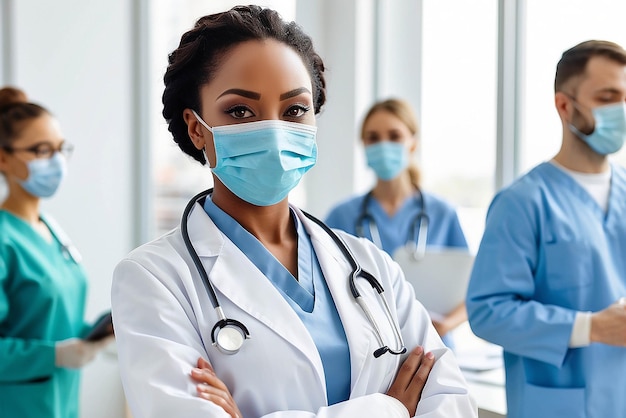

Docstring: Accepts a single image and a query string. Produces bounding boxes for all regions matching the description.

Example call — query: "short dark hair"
[0,86,49,148]
[162,5,327,164]
[554,40,626,93]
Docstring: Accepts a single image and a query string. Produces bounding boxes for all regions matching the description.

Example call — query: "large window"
[421,0,498,252]
[521,0,626,174]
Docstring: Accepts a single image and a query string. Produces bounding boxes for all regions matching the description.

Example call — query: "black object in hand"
[85,312,114,341]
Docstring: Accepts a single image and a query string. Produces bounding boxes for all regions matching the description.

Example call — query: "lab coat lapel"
[186,203,325,386]
[295,208,380,393]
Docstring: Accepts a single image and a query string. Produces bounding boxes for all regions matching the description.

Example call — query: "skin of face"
[558,55,626,136]
[183,39,315,167]
[361,110,417,154]
[0,114,64,184]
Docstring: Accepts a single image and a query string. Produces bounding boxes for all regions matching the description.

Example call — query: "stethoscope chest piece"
[212,318,250,355]
[184,189,405,358]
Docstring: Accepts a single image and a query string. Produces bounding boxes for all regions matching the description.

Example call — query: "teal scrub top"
[0,210,89,418]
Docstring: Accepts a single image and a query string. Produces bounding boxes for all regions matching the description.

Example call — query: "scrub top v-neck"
[203,198,351,405]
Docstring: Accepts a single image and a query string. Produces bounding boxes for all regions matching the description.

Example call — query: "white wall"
[296,0,378,218]
[296,0,425,218]
[2,0,136,416]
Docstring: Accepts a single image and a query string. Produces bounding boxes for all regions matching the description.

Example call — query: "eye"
[284,104,310,118]
[597,96,615,104]
[33,143,54,158]
[225,105,255,119]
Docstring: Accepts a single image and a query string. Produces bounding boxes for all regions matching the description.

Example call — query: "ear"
[408,135,419,154]
[182,109,208,151]
[554,91,573,122]
[0,149,9,172]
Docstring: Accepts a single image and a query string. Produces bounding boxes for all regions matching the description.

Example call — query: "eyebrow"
[280,87,311,101]
[594,87,623,95]
[216,87,311,101]
[217,89,261,100]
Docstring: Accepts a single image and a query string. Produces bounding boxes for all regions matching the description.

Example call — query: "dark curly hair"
[162,5,327,164]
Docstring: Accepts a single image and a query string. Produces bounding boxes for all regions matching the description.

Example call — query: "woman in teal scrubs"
[0,87,112,417]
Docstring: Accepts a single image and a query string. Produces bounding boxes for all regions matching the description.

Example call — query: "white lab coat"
[111,203,476,418]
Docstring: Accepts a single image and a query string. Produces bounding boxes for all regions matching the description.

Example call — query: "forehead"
[576,55,626,92]
[204,39,312,97]
[364,110,408,129]
[13,114,63,144]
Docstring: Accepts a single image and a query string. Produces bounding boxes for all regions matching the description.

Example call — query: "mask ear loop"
[191,110,217,166]
[191,110,214,133]
[563,94,595,140]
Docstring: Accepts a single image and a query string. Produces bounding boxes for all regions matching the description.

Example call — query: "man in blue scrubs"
[467,40,626,418]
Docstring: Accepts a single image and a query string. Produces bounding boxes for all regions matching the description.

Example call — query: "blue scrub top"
[204,198,351,405]
[325,191,468,348]
[466,162,626,418]
[325,191,467,256]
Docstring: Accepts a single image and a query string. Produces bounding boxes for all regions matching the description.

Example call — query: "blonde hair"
[361,98,420,187]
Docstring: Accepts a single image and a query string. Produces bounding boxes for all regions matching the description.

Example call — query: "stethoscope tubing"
[356,188,430,259]
[182,189,405,357]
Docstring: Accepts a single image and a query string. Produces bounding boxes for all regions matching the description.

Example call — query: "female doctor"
[325,99,469,346]
[111,6,476,418]
[0,87,113,417]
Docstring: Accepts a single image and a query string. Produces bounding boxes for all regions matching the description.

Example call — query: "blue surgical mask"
[19,152,67,197]
[192,111,317,206]
[569,102,626,155]
[365,142,408,180]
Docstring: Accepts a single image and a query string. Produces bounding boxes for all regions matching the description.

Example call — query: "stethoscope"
[355,188,430,260]
[181,189,406,358]
[39,214,83,264]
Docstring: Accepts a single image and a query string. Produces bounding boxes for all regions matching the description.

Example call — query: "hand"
[191,357,242,418]
[432,303,467,337]
[386,346,435,416]
[55,336,113,369]
[590,298,626,346]
[431,319,451,337]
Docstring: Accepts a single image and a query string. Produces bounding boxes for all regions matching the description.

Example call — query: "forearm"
[0,338,56,382]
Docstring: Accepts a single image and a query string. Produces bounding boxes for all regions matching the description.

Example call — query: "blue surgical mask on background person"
[192,110,317,206]
[569,101,626,155]
[365,142,408,180]
[19,152,67,197]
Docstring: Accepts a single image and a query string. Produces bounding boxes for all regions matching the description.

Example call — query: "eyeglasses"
[2,141,75,159]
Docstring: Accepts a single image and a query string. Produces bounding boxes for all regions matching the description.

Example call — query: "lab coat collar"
[186,203,326,396]
[186,203,385,396]
[185,201,226,257]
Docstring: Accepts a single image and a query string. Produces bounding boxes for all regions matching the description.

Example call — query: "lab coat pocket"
[520,383,585,418]
[543,241,592,290]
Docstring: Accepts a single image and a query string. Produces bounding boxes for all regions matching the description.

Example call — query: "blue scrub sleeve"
[466,190,576,368]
